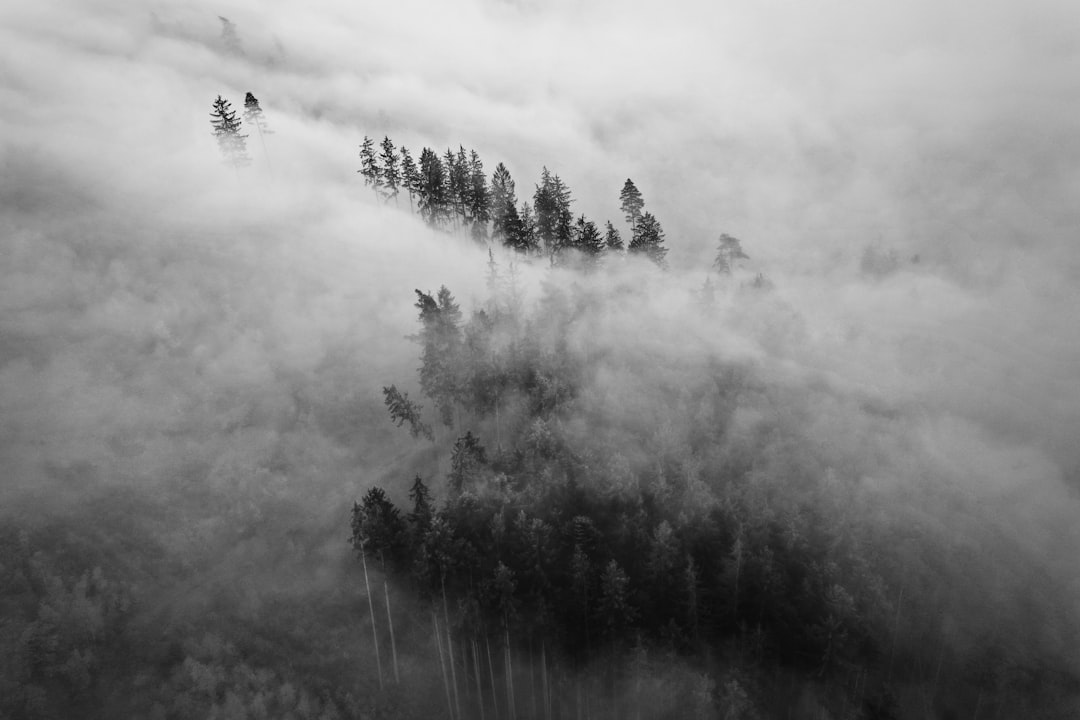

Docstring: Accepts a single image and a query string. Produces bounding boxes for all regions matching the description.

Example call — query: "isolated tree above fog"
[209,95,250,170]
[713,233,749,275]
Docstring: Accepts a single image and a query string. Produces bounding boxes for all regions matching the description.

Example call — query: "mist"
[2,0,1079,717]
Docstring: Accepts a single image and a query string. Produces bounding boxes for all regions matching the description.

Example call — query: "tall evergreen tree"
[619,178,645,234]
[518,201,539,254]
[359,136,381,200]
[415,286,463,425]
[399,146,420,213]
[379,136,401,205]
[534,169,574,257]
[604,221,623,252]
[467,150,490,241]
[628,211,668,268]
[490,163,517,243]
[502,201,528,253]
[242,92,272,170]
[418,148,448,227]
[713,233,749,274]
[574,215,604,270]
[408,475,434,534]
[209,95,250,171]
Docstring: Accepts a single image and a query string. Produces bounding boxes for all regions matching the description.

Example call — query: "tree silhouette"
[242,92,272,170]
[628,211,668,268]
[713,234,749,275]
[619,179,645,234]
[209,95,250,172]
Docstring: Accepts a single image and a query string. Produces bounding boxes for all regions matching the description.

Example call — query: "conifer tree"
[502,201,528,253]
[415,286,463,425]
[399,146,420,213]
[467,150,490,241]
[713,233,749,274]
[418,148,449,227]
[628,211,668,268]
[242,92,272,170]
[490,163,517,243]
[518,202,539,254]
[619,179,645,234]
[383,385,433,441]
[359,136,381,200]
[597,560,635,642]
[453,146,470,224]
[449,431,487,495]
[573,215,604,270]
[379,136,401,205]
[604,221,623,252]
[209,95,250,171]
[443,148,463,227]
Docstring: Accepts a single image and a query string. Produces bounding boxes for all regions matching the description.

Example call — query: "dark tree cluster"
[209,92,273,172]
[358,135,670,268]
[353,268,1080,719]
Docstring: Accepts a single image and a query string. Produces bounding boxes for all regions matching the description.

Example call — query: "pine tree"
[399,146,420,213]
[597,559,635,642]
[383,385,433,441]
[408,475,434,533]
[209,95,250,171]
[467,150,490,242]
[628,211,668,268]
[242,92,272,170]
[713,233,749,274]
[619,179,645,234]
[415,286,463,425]
[418,148,449,228]
[573,215,604,270]
[502,201,527,253]
[359,136,381,200]
[449,431,487,495]
[604,221,623,252]
[518,202,539,254]
[490,163,517,243]
[379,136,401,205]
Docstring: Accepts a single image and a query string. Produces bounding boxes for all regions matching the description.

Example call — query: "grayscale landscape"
[1,1,1079,718]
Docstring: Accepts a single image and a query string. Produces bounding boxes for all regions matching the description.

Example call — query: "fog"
[2,0,1079,716]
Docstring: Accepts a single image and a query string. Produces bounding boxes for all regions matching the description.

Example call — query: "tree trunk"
[384,580,399,684]
[473,639,486,720]
[487,636,501,720]
[434,612,455,720]
[360,544,383,691]
[443,587,462,720]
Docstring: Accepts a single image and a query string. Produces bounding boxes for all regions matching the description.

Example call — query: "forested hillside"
[4,2,1080,719]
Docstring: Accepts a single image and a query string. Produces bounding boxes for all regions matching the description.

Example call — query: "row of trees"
[359,135,670,267]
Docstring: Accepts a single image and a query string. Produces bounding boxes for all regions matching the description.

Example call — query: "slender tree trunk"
[529,643,537,720]
[435,613,455,720]
[487,636,501,720]
[473,639,487,720]
[542,642,551,720]
[384,581,399,684]
[360,544,383,691]
[443,587,462,720]
[505,628,516,720]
